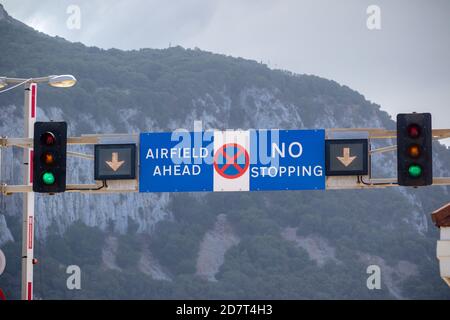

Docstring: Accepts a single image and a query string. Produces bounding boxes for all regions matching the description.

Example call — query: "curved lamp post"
[0,74,76,300]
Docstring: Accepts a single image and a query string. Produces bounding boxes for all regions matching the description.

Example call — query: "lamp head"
[0,77,7,89]
[48,75,77,88]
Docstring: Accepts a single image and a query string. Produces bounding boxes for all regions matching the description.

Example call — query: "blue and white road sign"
[250,130,325,191]
[139,129,325,192]
[139,131,214,192]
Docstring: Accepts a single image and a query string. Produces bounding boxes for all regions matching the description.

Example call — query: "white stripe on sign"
[213,131,250,192]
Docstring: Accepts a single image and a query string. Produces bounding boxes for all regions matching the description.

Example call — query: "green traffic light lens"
[408,164,422,178]
[42,172,55,185]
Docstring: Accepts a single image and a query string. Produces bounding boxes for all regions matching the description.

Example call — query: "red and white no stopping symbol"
[214,143,250,179]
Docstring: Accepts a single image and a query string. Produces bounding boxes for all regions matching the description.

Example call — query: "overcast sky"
[2,0,449,144]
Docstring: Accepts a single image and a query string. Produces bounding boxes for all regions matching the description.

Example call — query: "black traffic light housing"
[396,113,432,186]
[33,122,67,193]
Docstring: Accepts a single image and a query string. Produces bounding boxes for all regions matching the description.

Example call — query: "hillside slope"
[0,4,449,299]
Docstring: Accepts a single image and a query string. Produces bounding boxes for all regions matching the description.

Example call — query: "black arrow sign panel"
[325,139,368,176]
[94,144,136,180]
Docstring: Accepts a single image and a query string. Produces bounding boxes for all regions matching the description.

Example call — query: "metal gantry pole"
[21,82,36,300]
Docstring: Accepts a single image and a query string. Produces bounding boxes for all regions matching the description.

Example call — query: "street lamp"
[0,74,76,301]
[0,74,77,90]
[48,75,77,88]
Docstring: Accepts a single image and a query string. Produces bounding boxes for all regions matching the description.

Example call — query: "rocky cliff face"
[0,87,447,244]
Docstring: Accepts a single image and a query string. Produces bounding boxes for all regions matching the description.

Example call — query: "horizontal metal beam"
[67,151,94,160]
[432,129,450,139]
[0,137,32,148]
[1,134,138,148]
[2,178,449,194]
[65,182,138,193]
[327,128,396,139]
[1,182,138,194]
[326,177,450,190]
[432,178,450,186]
[326,177,395,189]
[0,137,88,147]
[68,136,100,145]
[370,145,397,154]
[327,128,450,140]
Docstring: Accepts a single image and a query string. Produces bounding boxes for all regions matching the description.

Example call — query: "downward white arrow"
[337,147,357,167]
[106,152,125,171]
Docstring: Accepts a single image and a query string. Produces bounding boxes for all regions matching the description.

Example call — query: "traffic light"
[33,122,67,193]
[397,113,432,186]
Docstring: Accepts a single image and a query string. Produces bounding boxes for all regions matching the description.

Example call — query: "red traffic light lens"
[41,132,56,146]
[407,124,421,138]
[42,152,55,165]
[407,144,420,158]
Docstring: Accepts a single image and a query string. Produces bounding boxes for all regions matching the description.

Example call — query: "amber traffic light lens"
[42,152,55,165]
[407,124,421,138]
[41,132,56,146]
[407,144,420,158]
